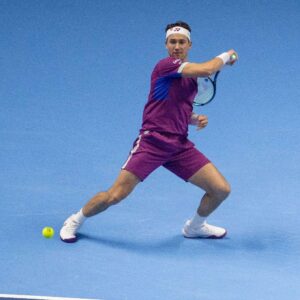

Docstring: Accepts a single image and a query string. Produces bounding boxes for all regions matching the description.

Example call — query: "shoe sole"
[60,236,77,243]
[182,229,227,239]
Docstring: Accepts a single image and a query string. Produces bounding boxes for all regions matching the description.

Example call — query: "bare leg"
[181,163,230,238]
[82,170,141,217]
[188,163,231,217]
[60,170,141,242]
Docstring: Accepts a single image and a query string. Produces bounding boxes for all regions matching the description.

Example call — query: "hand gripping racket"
[193,54,237,106]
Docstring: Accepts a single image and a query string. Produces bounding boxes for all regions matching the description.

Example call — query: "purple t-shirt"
[141,57,198,136]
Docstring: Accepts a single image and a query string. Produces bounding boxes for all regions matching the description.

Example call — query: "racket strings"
[194,77,215,105]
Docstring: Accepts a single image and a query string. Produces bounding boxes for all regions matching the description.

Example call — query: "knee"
[212,182,231,201]
[107,188,128,206]
[105,175,138,206]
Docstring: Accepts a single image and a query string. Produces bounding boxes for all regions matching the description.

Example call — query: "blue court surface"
[1,1,300,299]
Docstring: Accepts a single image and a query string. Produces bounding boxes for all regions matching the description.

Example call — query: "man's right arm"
[181,49,237,78]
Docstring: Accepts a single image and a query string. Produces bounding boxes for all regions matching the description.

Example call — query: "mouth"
[173,52,182,57]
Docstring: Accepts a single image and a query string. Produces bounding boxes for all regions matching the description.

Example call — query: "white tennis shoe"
[182,220,227,239]
[60,214,82,243]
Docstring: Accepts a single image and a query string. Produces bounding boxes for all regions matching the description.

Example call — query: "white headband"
[166,26,191,41]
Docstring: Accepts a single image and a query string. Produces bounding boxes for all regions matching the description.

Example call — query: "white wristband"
[216,52,230,65]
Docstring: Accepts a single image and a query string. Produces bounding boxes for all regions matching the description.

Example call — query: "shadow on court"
[75,231,291,258]
[77,233,185,256]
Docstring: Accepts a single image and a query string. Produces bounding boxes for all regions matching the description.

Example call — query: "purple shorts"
[122,131,210,181]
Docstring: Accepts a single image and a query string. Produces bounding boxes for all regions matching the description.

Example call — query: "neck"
[169,54,188,61]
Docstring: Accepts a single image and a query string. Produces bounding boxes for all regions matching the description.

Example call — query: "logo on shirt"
[173,59,182,65]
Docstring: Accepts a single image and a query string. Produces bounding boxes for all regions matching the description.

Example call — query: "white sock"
[189,213,206,227]
[74,209,87,223]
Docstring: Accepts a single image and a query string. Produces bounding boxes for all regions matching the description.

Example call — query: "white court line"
[0,295,102,300]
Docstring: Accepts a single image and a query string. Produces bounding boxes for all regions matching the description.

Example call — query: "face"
[165,34,192,61]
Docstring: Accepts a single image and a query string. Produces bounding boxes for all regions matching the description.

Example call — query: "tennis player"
[60,21,238,243]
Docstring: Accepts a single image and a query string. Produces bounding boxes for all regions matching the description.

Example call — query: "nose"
[174,42,180,49]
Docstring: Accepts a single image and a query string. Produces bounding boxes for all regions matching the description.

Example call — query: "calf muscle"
[82,170,140,217]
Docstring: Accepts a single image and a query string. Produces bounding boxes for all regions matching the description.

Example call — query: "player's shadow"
[77,233,231,257]
[77,233,184,256]
[77,231,291,257]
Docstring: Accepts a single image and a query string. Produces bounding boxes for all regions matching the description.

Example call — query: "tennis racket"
[193,54,237,106]
[193,71,220,106]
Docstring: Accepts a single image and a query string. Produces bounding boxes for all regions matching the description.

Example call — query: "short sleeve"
[178,62,189,73]
[151,57,190,101]
[157,57,185,77]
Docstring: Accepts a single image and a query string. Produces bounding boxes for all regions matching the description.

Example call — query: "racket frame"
[193,71,220,106]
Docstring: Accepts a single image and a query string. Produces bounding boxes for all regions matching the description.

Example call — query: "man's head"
[165,21,192,61]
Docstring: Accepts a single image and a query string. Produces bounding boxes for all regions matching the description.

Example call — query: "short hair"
[165,21,191,33]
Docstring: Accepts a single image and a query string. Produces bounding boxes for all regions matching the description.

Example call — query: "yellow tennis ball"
[42,227,55,238]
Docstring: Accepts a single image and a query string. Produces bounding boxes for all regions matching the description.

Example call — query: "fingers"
[228,49,238,57]
[197,115,208,130]
[227,49,238,65]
